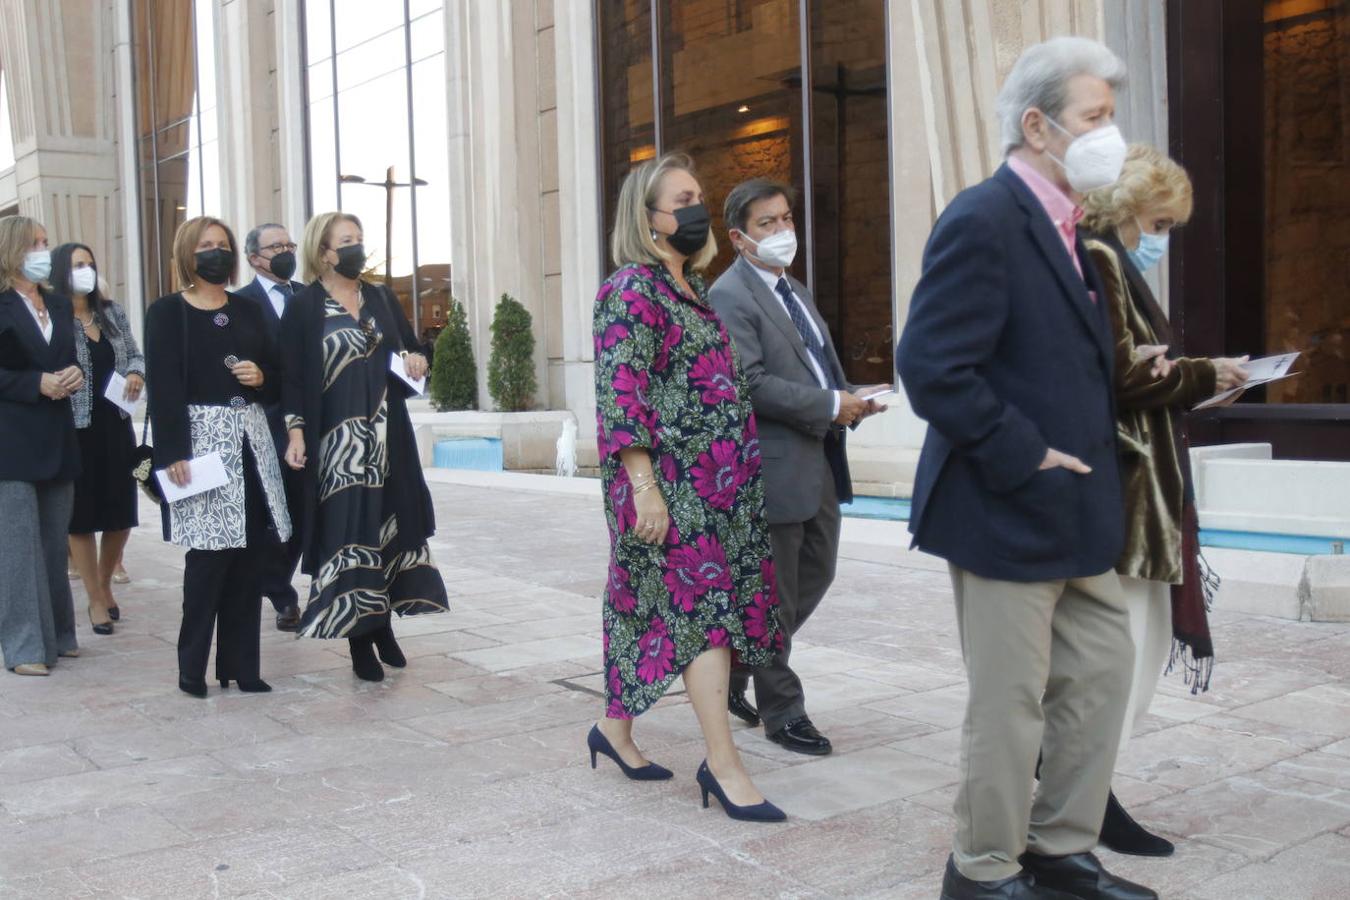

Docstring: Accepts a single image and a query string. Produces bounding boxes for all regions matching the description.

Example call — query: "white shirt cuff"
[832,390,842,419]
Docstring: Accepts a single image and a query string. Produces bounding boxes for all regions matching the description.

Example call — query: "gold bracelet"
[633,480,659,495]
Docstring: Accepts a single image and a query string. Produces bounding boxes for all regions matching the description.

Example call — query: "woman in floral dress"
[590,152,785,822]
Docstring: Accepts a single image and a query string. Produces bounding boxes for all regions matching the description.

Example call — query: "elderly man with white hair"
[898,37,1158,900]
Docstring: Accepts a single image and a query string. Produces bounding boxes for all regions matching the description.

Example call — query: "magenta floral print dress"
[594,262,782,718]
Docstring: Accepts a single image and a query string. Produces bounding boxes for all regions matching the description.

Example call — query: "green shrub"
[487,294,537,411]
[429,299,478,411]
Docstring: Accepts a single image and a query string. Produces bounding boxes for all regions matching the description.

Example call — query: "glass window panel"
[335,27,408,92]
[307,101,339,216]
[308,60,334,105]
[409,0,442,19]
[809,0,890,384]
[1262,1,1349,404]
[194,0,217,116]
[336,67,412,281]
[597,0,656,263]
[412,53,452,335]
[659,0,805,280]
[410,9,445,62]
[304,0,333,65]
[332,0,403,54]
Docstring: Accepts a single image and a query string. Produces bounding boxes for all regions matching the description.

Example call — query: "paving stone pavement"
[2,475,1349,899]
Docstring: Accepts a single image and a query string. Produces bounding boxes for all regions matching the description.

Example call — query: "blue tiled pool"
[839,495,1345,556]
[433,437,504,472]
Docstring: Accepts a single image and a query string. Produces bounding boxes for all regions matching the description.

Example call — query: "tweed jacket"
[1085,234,1217,584]
[71,300,145,428]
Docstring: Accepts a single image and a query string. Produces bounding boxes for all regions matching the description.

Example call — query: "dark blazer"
[709,255,853,523]
[0,289,81,483]
[896,163,1124,583]
[280,280,433,575]
[237,275,306,451]
[144,292,280,469]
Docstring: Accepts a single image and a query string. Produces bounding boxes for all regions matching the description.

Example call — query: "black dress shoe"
[348,635,385,682]
[1100,789,1174,857]
[1019,851,1158,900]
[766,716,832,756]
[728,689,760,726]
[178,677,208,699]
[275,604,301,632]
[372,625,407,668]
[939,856,1077,900]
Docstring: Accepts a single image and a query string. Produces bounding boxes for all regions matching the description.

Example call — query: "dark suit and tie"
[710,239,855,756]
[236,273,305,628]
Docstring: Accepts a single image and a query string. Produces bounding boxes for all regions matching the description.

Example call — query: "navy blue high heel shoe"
[696,760,786,822]
[587,725,673,781]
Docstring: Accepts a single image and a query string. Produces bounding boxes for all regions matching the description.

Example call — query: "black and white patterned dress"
[292,297,447,638]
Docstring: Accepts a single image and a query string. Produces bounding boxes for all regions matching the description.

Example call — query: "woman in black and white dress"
[145,216,291,698]
[280,211,448,683]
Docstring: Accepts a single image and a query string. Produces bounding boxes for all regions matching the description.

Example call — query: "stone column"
[0,0,125,299]
[216,0,283,241]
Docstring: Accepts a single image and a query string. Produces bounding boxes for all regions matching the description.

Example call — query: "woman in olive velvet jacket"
[1082,144,1250,857]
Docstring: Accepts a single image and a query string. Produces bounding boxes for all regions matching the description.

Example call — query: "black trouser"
[259,465,303,613]
[731,451,841,733]
[177,445,270,683]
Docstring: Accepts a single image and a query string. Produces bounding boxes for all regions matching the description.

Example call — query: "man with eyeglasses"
[238,223,306,631]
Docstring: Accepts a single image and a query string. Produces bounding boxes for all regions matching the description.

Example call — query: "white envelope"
[859,385,896,402]
[389,352,426,395]
[103,372,143,416]
[155,451,230,503]
[1241,351,1300,382]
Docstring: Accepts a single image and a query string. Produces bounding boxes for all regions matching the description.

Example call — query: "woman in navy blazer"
[0,215,85,676]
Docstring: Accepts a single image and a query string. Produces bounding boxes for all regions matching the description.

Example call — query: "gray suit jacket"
[709,255,853,525]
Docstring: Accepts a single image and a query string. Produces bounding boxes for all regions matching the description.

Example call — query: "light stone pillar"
[445,0,547,411]
[272,0,307,232]
[216,0,283,244]
[0,0,125,301]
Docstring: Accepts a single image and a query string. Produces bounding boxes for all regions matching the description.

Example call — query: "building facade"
[1,0,1344,484]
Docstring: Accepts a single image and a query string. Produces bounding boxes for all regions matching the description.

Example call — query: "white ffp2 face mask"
[1047,118,1127,193]
[71,267,98,295]
[742,228,798,269]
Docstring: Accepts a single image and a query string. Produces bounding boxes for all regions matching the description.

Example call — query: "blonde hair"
[610,151,717,271]
[0,215,44,293]
[172,216,238,290]
[302,211,363,281]
[1082,144,1194,233]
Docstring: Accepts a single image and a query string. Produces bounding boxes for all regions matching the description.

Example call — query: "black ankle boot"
[372,625,407,668]
[348,635,385,682]
[1100,789,1174,857]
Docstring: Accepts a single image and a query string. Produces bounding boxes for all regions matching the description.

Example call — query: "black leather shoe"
[766,716,832,756]
[728,689,760,726]
[275,604,301,632]
[1019,851,1158,900]
[939,856,1077,900]
[1100,789,1174,857]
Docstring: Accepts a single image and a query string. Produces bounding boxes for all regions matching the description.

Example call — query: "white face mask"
[70,267,98,295]
[22,249,51,283]
[1046,118,1127,193]
[740,228,797,269]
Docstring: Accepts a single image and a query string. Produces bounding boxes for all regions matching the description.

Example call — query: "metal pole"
[402,0,422,334]
[649,0,663,153]
[385,166,394,286]
[798,0,815,297]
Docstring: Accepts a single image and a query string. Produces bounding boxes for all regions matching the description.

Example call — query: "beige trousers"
[1118,575,1174,754]
[950,565,1135,882]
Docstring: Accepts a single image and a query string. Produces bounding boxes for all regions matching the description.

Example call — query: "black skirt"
[70,335,138,534]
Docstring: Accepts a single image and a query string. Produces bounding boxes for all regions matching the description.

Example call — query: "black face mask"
[650,203,711,256]
[267,250,297,282]
[332,243,367,280]
[194,248,235,285]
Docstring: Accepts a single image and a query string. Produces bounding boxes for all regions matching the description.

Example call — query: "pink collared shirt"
[1007,154,1085,279]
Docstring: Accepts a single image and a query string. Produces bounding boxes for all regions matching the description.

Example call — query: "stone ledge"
[1207,547,1350,622]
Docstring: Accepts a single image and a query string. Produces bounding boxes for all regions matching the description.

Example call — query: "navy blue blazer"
[0,289,81,483]
[236,275,304,451]
[896,164,1124,582]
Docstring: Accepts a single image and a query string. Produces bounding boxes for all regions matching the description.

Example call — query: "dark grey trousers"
[0,480,77,669]
[732,453,841,733]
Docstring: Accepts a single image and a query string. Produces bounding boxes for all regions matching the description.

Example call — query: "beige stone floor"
[2,478,1350,899]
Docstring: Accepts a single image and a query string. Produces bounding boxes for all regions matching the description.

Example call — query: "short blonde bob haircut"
[302,211,364,282]
[172,216,239,290]
[0,215,44,293]
[1082,143,1194,234]
[610,151,717,271]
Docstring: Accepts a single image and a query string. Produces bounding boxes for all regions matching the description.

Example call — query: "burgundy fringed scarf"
[1166,422,1216,693]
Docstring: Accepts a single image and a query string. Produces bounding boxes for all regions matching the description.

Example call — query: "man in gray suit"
[709,178,884,756]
